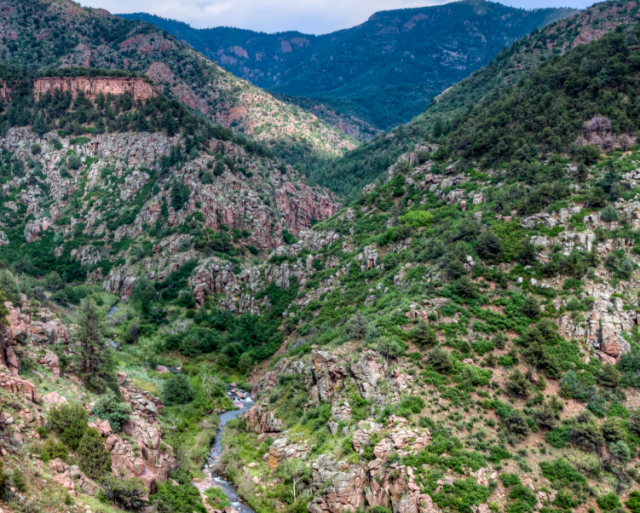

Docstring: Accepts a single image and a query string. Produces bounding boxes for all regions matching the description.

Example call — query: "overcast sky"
[80,0,596,35]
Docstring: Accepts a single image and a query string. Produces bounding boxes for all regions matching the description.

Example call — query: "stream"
[197,388,256,513]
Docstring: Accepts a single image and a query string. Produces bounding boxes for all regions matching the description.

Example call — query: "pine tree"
[74,299,114,393]
[411,321,437,349]
[33,112,47,136]
[77,429,112,480]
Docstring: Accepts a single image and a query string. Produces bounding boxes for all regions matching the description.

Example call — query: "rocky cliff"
[33,76,156,102]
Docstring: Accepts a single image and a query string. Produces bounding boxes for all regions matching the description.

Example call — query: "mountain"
[121,1,578,130]
[305,0,640,199]
[0,0,358,167]
[7,4,640,513]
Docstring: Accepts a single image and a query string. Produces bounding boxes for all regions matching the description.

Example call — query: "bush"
[237,353,253,375]
[163,374,195,406]
[42,438,69,462]
[153,482,207,513]
[626,491,640,513]
[599,364,620,388]
[602,418,626,443]
[601,205,619,223]
[506,369,530,398]
[452,277,478,298]
[411,321,438,349]
[504,409,529,439]
[571,412,604,452]
[49,402,89,450]
[597,492,621,511]
[518,241,537,264]
[201,170,214,184]
[521,296,541,319]
[67,154,82,170]
[540,459,586,486]
[609,440,631,463]
[428,347,452,373]
[204,487,230,509]
[213,160,225,177]
[501,473,521,487]
[401,210,433,228]
[92,390,132,432]
[99,475,148,511]
[395,395,425,417]
[477,230,503,264]
[30,143,41,155]
[77,428,112,480]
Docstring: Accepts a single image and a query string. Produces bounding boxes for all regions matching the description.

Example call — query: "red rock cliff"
[33,76,155,102]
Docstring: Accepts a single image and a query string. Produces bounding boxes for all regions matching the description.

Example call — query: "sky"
[80,0,597,35]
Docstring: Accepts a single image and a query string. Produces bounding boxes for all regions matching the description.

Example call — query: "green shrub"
[600,205,619,223]
[67,154,82,170]
[521,296,541,319]
[625,491,640,513]
[477,230,503,264]
[599,364,620,388]
[153,482,206,513]
[428,347,452,373]
[201,170,214,184]
[92,390,132,432]
[602,417,626,443]
[609,440,631,463]
[501,473,521,487]
[163,374,195,406]
[539,459,586,486]
[597,492,621,511]
[395,395,425,417]
[506,369,530,398]
[42,438,69,462]
[401,210,433,228]
[77,428,112,480]
[49,402,89,450]
[99,475,148,511]
[411,321,438,349]
[204,487,230,509]
[545,427,571,448]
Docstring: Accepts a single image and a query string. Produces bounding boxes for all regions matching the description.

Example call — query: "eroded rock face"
[265,435,310,470]
[308,455,367,513]
[99,383,175,492]
[312,351,347,402]
[244,403,284,434]
[49,459,98,497]
[34,77,156,102]
[351,350,386,400]
[0,367,40,403]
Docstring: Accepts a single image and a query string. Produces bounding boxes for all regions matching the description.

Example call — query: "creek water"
[199,389,256,513]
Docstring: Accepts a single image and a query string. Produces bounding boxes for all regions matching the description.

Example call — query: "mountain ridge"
[119,1,578,131]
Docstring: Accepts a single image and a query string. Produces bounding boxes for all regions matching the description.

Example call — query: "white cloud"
[79,0,595,35]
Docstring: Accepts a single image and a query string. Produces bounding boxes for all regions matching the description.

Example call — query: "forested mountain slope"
[0,0,358,167]
[121,1,576,131]
[7,5,640,513]
[304,0,640,199]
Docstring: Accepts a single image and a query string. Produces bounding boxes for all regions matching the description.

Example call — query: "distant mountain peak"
[121,3,578,130]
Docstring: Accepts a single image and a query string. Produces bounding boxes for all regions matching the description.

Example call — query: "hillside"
[7,5,640,513]
[120,1,577,131]
[0,0,358,167]
[305,0,640,199]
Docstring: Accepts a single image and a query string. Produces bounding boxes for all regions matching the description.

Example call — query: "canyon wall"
[33,76,155,102]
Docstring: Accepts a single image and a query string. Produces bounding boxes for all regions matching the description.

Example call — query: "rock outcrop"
[34,76,156,102]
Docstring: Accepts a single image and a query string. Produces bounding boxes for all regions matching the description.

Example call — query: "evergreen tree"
[33,112,47,136]
[411,321,437,349]
[77,428,112,480]
[74,299,114,393]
